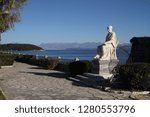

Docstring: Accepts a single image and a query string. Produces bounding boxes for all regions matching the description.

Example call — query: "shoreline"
[13,49,128,64]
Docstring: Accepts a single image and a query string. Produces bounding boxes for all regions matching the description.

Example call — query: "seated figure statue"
[94,25,118,60]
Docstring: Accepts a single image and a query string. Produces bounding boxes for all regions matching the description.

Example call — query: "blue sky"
[2,0,150,45]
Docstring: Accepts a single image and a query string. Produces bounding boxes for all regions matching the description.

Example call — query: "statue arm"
[104,32,116,45]
[104,40,113,45]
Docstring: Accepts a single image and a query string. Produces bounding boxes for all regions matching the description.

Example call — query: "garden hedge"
[69,60,91,76]
[15,54,60,70]
[0,53,16,66]
[114,63,150,90]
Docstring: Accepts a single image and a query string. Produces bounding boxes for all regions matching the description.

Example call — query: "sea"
[15,47,131,65]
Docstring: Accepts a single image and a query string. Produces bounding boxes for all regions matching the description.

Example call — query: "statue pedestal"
[91,59,118,79]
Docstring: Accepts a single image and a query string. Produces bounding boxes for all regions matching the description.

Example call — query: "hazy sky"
[2,0,150,45]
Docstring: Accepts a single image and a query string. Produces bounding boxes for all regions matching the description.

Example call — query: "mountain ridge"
[39,42,131,50]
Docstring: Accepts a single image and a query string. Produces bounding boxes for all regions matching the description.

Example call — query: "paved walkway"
[0,62,150,100]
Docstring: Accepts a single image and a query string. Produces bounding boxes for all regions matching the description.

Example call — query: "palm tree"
[0,0,27,44]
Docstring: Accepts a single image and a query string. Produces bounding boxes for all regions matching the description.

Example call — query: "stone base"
[91,59,118,79]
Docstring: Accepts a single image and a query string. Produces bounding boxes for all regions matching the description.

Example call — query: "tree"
[0,0,27,44]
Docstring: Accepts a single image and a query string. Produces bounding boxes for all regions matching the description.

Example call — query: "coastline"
[14,48,129,64]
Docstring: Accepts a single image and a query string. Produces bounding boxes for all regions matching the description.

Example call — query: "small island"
[0,43,43,51]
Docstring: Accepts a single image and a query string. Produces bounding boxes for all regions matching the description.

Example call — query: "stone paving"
[0,62,150,100]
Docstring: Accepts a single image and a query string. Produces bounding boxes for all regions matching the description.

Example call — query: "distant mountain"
[39,42,101,50]
[0,43,43,51]
[39,42,131,50]
[118,43,131,47]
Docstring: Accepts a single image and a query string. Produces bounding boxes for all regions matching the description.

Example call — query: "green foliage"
[0,90,5,100]
[15,54,34,64]
[0,44,43,51]
[47,58,60,70]
[16,55,92,74]
[0,0,27,33]
[56,60,71,72]
[0,53,16,66]
[114,63,150,90]
[81,60,91,72]
[15,54,60,70]
[69,60,91,76]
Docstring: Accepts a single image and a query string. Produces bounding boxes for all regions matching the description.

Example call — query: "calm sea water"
[15,47,131,64]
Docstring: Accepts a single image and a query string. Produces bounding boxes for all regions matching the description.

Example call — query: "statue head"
[107,25,113,33]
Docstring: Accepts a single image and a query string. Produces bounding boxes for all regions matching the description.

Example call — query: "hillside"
[0,44,43,51]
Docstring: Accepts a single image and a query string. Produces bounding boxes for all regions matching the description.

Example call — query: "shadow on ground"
[19,65,113,90]
[28,66,47,70]
[20,72,111,91]
[20,71,68,79]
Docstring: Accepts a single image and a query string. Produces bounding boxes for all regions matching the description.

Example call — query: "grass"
[0,90,6,100]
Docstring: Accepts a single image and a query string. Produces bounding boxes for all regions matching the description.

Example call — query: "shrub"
[15,54,60,70]
[81,60,92,72]
[0,90,6,100]
[47,58,60,70]
[56,60,71,72]
[15,54,34,63]
[31,58,48,67]
[114,63,150,90]
[69,60,91,76]
[0,53,16,66]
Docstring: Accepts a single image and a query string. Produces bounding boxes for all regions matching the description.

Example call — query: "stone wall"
[127,37,150,63]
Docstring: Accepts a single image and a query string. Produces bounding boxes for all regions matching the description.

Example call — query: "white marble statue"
[94,25,118,60]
